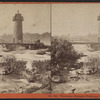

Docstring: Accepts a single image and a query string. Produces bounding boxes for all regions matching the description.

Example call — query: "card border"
[0,2,100,99]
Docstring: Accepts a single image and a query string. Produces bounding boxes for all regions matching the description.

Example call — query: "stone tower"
[97,14,100,43]
[13,10,24,43]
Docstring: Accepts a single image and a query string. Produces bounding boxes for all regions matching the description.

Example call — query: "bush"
[32,60,50,73]
[1,55,26,75]
[23,60,50,84]
[51,38,82,76]
[12,60,26,75]
[83,56,100,74]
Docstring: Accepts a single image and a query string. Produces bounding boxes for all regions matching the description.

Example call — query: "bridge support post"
[29,45,32,50]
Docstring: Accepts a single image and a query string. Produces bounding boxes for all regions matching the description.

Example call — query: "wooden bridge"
[0,38,99,46]
[0,39,49,50]
[71,41,100,44]
[68,38,100,44]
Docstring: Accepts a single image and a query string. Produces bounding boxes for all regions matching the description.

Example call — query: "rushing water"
[0,45,50,61]
[73,44,100,62]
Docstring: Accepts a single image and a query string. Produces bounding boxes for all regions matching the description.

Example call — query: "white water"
[0,46,50,70]
[73,44,100,62]
[0,46,50,61]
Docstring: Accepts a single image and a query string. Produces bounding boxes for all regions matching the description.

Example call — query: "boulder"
[69,70,80,81]
[51,75,60,83]
[76,69,84,75]
[51,75,64,83]
[69,70,78,78]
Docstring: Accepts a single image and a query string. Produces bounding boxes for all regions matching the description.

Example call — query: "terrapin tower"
[97,14,100,43]
[13,10,24,43]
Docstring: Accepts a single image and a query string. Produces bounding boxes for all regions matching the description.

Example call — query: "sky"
[0,4,50,35]
[52,3,100,37]
[1,3,100,37]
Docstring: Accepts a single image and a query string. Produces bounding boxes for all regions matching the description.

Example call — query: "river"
[73,44,100,62]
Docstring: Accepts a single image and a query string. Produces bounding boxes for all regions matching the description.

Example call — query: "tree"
[51,37,82,76]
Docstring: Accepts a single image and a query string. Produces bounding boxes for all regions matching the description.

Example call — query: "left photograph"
[0,4,51,93]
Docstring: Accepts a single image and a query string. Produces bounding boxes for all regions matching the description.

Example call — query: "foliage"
[51,38,82,75]
[84,56,100,72]
[32,60,50,73]
[1,56,51,92]
[23,60,50,83]
[1,55,26,75]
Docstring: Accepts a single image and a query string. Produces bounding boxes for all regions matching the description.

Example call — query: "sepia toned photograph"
[51,3,100,93]
[1,2,100,97]
[0,4,51,93]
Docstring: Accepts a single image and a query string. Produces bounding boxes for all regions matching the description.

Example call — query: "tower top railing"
[13,10,24,21]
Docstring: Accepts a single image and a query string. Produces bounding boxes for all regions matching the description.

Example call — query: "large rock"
[69,70,78,78]
[69,70,80,81]
[76,69,84,75]
[51,75,61,83]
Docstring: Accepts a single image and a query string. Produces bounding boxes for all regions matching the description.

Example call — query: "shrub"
[32,60,50,73]
[12,60,26,75]
[51,38,82,76]
[32,60,50,85]
[1,55,26,75]
[83,56,100,74]
[23,60,50,83]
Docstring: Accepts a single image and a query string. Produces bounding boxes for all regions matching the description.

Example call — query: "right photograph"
[51,3,100,93]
